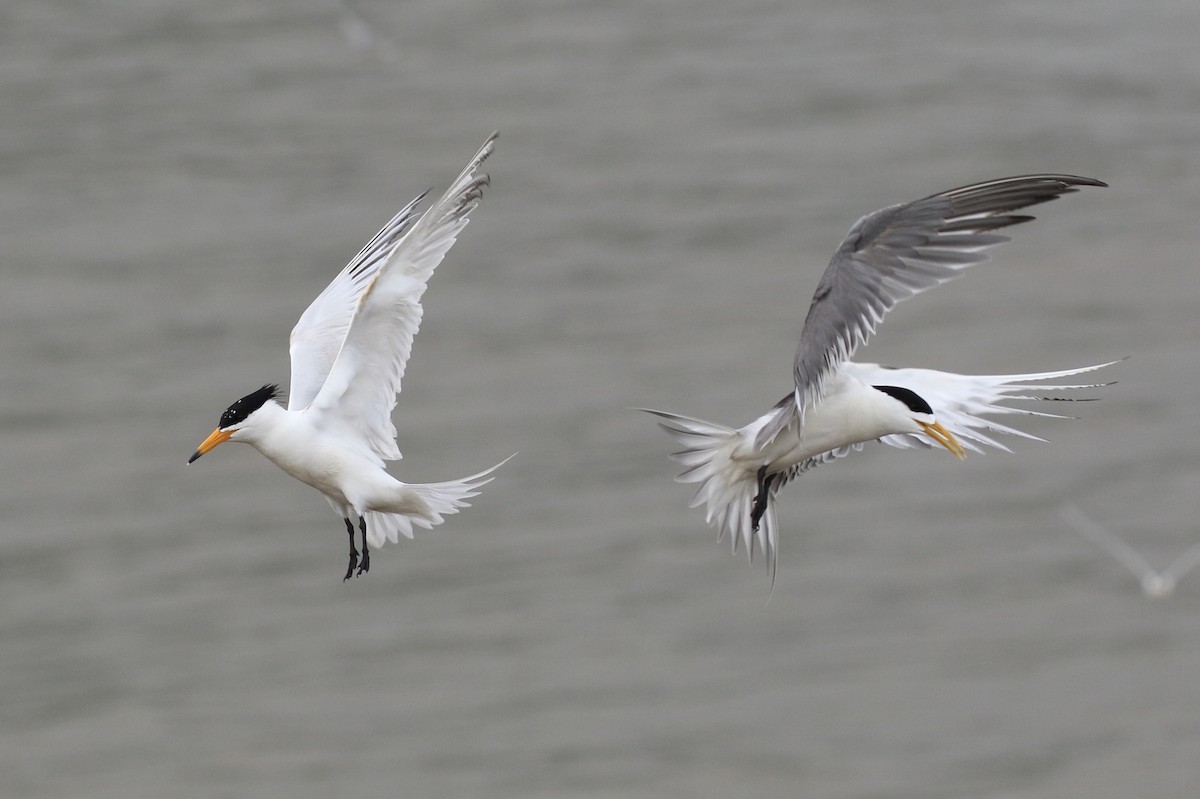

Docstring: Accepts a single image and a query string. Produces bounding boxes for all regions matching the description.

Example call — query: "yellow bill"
[188,428,232,463]
[918,420,966,460]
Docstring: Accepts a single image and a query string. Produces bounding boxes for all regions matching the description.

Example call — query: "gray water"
[3,1,1200,796]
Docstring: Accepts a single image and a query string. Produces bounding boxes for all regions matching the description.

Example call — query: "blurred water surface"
[2,1,1200,797]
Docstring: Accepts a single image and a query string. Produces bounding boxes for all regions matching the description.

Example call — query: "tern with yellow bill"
[644,174,1113,580]
[189,133,509,580]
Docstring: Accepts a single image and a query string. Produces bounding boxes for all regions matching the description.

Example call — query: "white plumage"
[189,133,509,579]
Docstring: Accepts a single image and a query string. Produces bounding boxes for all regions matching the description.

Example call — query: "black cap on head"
[873,384,933,416]
[219,384,279,429]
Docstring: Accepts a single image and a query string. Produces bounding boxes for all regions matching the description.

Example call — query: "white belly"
[742,374,919,473]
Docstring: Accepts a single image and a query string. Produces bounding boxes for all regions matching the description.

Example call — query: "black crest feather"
[219,384,279,429]
[873,384,933,416]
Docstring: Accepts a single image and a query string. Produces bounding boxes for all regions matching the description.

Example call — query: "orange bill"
[188,428,232,463]
[918,420,966,460]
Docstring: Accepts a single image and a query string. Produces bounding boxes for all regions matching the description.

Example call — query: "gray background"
[3,0,1199,796]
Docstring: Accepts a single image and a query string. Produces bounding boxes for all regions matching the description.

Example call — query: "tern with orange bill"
[189,133,510,580]
[644,174,1114,580]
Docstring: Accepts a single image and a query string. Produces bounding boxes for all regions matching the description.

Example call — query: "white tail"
[642,410,779,578]
[365,455,514,547]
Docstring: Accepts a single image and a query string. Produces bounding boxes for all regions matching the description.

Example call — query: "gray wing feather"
[756,174,1106,449]
[778,443,866,486]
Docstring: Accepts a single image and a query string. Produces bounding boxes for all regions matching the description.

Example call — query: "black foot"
[343,517,358,581]
[750,465,774,533]
[355,516,370,577]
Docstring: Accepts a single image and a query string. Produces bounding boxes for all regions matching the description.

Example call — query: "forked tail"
[365,455,514,548]
[642,409,779,579]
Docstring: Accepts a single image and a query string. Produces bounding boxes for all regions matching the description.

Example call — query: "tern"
[189,133,509,580]
[644,174,1113,579]
[1059,502,1200,597]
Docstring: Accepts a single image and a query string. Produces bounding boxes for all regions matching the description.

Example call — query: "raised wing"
[287,192,428,411]
[304,132,496,462]
[1164,542,1200,583]
[1058,502,1158,581]
[756,174,1106,449]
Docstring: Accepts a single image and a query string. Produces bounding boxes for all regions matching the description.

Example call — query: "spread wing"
[287,192,429,411]
[775,442,865,488]
[762,360,1113,486]
[853,361,1115,455]
[301,132,497,462]
[756,174,1106,449]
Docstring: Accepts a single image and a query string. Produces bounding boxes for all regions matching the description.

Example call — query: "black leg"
[357,515,370,576]
[750,465,775,533]
[343,517,358,581]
